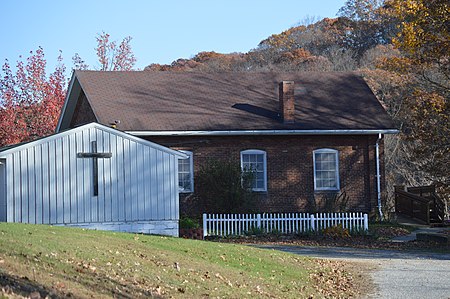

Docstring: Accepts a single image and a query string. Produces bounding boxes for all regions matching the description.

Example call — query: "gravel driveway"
[256,245,450,299]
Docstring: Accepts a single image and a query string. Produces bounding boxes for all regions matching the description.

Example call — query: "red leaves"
[0,32,136,147]
[0,48,67,147]
[95,32,136,71]
[72,32,136,71]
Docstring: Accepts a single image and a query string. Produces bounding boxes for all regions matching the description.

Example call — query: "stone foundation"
[58,220,179,237]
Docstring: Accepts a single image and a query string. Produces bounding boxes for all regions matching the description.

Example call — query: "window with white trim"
[240,149,267,191]
[313,149,340,191]
[178,151,193,193]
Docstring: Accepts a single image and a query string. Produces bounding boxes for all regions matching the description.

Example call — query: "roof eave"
[125,129,399,136]
[0,122,188,159]
[56,72,77,132]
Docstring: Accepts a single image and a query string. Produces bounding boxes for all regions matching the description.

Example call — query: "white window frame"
[240,149,267,192]
[178,150,194,193]
[313,148,340,191]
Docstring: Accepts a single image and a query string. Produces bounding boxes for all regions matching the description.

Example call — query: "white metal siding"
[2,126,179,225]
[0,160,6,221]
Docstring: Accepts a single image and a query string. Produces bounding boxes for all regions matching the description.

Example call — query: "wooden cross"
[77,141,112,196]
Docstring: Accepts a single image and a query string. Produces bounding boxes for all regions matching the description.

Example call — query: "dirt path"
[256,245,450,299]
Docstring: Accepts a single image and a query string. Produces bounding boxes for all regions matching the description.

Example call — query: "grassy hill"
[0,223,360,298]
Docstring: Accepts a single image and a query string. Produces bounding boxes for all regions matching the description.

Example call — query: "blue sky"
[0,0,346,71]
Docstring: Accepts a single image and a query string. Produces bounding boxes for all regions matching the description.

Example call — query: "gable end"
[70,91,97,128]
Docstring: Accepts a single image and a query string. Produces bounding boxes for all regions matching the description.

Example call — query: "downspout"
[375,133,383,219]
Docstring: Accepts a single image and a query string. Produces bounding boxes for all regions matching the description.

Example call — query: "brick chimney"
[279,81,295,123]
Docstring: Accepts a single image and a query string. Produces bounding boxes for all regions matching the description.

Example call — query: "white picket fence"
[202,212,369,237]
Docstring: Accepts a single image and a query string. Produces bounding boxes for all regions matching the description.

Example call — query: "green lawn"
[0,223,358,298]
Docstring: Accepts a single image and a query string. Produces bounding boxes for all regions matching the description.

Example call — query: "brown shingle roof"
[73,71,396,132]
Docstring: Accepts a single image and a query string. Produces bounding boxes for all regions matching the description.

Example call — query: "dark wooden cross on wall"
[77,141,112,196]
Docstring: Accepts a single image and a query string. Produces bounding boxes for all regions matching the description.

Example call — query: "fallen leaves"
[210,232,449,251]
[214,273,233,287]
[309,259,358,298]
[2,224,370,298]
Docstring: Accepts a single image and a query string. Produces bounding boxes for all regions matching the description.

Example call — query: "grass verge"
[0,223,362,298]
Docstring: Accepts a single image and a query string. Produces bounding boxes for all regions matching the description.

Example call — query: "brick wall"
[144,135,384,216]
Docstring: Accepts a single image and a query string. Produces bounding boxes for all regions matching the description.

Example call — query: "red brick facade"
[144,135,385,215]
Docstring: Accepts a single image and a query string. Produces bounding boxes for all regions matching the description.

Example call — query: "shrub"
[179,216,200,229]
[324,190,350,212]
[244,226,265,236]
[195,159,257,213]
[323,224,351,239]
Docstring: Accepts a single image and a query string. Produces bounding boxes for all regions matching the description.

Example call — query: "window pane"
[256,172,264,180]
[314,150,338,190]
[251,179,257,189]
[316,179,323,188]
[256,180,264,189]
[315,161,322,171]
[315,171,321,180]
[179,173,191,191]
[315,154,322,162]
[329,179,336,188]
[178,153,192,192]
[329,161,336,170]
[179,173,188,183]
[241,151,266,191]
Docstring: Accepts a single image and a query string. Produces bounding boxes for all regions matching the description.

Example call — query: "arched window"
[240,149,267,191]
[313,148,340,191]
[178,150,193,193]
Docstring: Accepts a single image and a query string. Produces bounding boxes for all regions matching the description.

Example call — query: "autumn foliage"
[95,32,136,71]
[1,33,137,148]
[381,0,449,197]
[0,48,66,147]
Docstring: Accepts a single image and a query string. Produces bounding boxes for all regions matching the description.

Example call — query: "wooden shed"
[0,122,187,236]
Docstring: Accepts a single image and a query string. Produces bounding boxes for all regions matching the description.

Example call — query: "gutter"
[375,133,383,220]
[126,129,399,136]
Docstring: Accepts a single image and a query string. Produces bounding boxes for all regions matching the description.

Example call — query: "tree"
[385,0,450,90]
[1,32,137,148]
[338,0,384,21]
[72,53,89,70]
[337,0,396,57]
[73,32,137,71]
[379,0,450,205]
[0,48,66,147]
